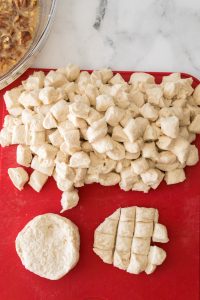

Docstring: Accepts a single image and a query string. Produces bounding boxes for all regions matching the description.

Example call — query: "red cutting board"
[0,70,199,300]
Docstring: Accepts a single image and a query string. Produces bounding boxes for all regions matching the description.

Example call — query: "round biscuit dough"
[15,213,80,280]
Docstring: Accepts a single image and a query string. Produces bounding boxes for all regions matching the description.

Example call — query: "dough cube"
[93,248,113,264]
[164,168,186,185]
[16,145,32,167]
[29,131,46,146]
[189,114,200,133]
[127,254,148,274]
[50,100,69,122]
[134,222,153,238]
[60,189,79,212]
[39,86,58,104]
[48,129,64,147]
[12,125,26,144]
[120,206,136,221]
[117,221,135,238]
[115,236,132,252]
[69,151,90,168]
[148,246,166,265]
[96,218,119,235]
[43,112,57,129]
[145,263,157,275]
[152,223,169,243]
[160,116,179,138]
[131,157,149,175]
[31,156,54,176]
[28,170,48,192]
[8,167,29,191]
[94,232,115,250]
[37,144,57,160]
[108,208,121,221]
[136,207,156,223]
[131,237,151,255]
[0,127,12,147]
[113,250,130,270]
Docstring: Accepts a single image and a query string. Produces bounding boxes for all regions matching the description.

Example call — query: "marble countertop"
[34,0,200,79]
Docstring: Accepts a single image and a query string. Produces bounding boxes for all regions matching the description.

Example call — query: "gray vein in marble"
[93,0,108,30]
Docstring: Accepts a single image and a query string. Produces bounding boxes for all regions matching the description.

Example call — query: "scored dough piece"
[127,254,148,274]
[134,222,153,238]
[117,221,135,238]
[113,250,130,270]
[93,248,113,264]
[96,218,119,236]
[15,213,80,280]
[93,208,121,264]
[108,208,121,220]
[136,207,157,223]
[93,206,169,275]
[131,237,151,255]
[113,207,135,270]
[148,246,167,265]
[120,206,136,221]
[152,223,169,243]
[115,236,132,253]
[94,232,116,250]
[145,263,157,275]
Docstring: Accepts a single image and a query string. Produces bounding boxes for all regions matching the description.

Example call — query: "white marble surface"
[34,0,200,79]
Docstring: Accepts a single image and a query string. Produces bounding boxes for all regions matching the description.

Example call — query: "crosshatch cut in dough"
[93,206,169,275]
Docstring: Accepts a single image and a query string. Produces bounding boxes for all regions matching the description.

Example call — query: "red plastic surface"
[0,70,199,300]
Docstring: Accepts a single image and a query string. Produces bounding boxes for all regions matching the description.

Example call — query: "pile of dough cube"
[93,206,169,275]
[0,65,200,212]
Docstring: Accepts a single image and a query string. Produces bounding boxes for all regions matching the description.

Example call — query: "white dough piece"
[8,167,29,191]
[15,213,80,280]
[134,222,153,238]
[94,232,116,250]
[96,218,119,236]
[60,189,79,212]
[145,263,157,275]
[0,127,12,147]
[50,100,69,122]
[160,116,179,138]
[117,221,135,238]
[93,248,113,264]
[120,207,136,221]
[69,151,90,168]
[147,246,167,266]
[136,207,156,223]
[16,145,32,167]
[39,87,58,104]
[31,156,54,176]
[113,250,131,270]
[127,254,148,274]
[164,168,186,185]
[12,125,26,144]
[115,236,132,253]
[131,237,151,255]
[28,170,48,192]
[186,145,199,166]
[152,223,169,243]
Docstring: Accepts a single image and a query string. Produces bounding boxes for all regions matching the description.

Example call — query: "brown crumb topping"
[0,0,39,76]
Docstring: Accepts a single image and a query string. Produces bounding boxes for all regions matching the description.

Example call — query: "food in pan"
[0,0,39,76]
[93,206,169,275]
[0,66,200,212]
